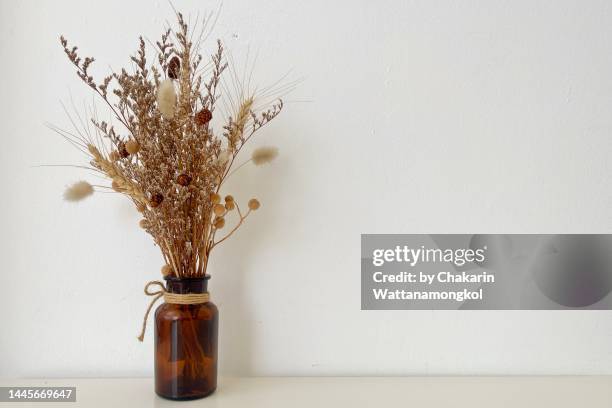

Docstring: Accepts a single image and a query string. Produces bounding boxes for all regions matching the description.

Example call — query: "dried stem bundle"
[59,12,285,278]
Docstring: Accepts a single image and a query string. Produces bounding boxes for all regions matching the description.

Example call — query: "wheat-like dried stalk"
[88,145,147,205]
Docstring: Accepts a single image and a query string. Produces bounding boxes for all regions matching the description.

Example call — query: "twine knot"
[137,280,210,342]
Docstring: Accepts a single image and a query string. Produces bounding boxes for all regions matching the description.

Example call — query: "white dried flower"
[251,146,279,166]
[64,181,94,202]
[214,150,229,166]
[157,79,176,120]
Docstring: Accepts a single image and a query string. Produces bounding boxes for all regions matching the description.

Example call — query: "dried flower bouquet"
[58,13,285,279]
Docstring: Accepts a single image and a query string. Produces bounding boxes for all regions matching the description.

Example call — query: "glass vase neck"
[164,275,210,294]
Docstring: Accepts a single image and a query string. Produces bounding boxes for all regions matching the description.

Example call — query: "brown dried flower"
[225,195,234,203]
[118,142,130,158]
[177,173,192,186]
[139,219,149,229]
[167,56,180,79]
[195,108,212,125]
[225,201,235,211]
[149,193,164,208]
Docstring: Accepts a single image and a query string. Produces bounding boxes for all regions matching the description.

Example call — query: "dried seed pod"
[125,139,140,154]
[210,193,221,204]
[213,217,225,229]
[248,198,260,211]
[213,203,226,216]
[224,195,234,203]
[139,219,149,229]
[177,173,192,186]
[168,56,180,79]
[225,201,235,211]
[149,193,164,208]
[195,108,212,125]
[118,142,130,158]
[109,151,120,162]
[161,264,172,277]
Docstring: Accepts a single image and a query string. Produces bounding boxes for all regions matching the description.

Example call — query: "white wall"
[1,0,612,378]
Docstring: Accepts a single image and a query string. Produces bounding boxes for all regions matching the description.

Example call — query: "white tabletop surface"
[0,376,611,407]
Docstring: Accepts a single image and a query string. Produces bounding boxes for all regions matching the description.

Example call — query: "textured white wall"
[1,0,612,378]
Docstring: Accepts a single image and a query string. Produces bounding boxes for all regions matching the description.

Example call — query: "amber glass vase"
[154,276,218,400]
